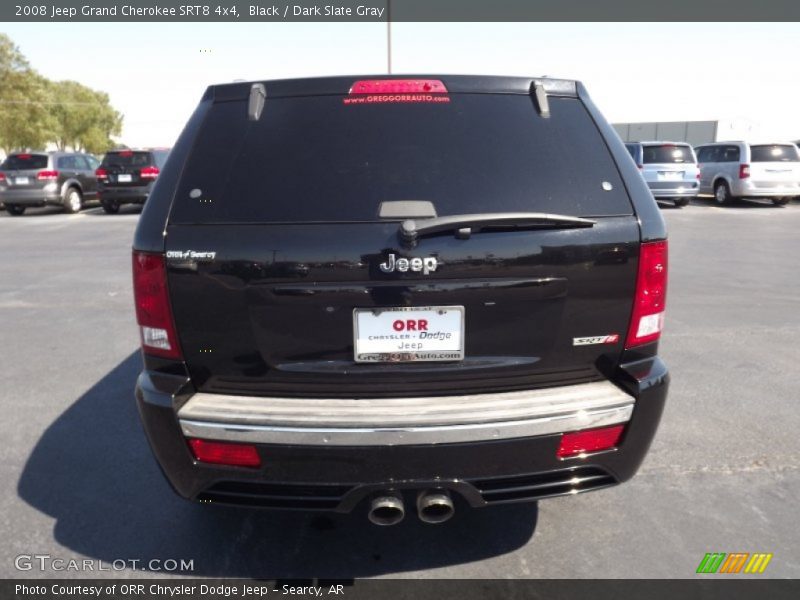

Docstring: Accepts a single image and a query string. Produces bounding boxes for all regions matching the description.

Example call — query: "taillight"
[95,167,108,180]
[188,439,261,468]
[349,79,448,94]
[37,170,59,180]
[636,164,643,170]
[696,168,701,179]
[739,164,750,179]
[140,166,159,180]
[132,251,182,359]
[625,240,668,349]
[557,425,625,458]
[0,173,5,182]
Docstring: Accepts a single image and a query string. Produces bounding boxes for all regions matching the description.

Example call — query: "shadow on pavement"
[18,352,538,578]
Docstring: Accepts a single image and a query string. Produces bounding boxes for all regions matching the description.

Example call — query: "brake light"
[95,167,108,181]
[557,425,625,458]
[188,439,261,468]
[625,240,668,348]
[119,150,133,157]
[696,169,701,179]
[0,173,5,182]
[140,166,159,180]
[37,170,59,180]
[349,79,448,94]
[739,164,750,179]
[17,154,31,160]
[132,251,182,359]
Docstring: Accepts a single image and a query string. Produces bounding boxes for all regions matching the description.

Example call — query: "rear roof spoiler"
[209,75,578,103]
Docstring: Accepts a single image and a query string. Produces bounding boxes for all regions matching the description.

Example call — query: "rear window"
[170,94,633,224]
[642,145,695,164]
[1,154,48,170]
[101,151,153,168]
[750,144,800,162]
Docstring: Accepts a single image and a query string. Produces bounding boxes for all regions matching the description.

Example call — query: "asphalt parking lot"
[1,199,799,579]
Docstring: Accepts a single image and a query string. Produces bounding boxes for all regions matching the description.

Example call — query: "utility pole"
[387,0,392,74]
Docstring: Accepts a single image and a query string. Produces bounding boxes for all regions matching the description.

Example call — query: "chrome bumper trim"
[178,381,634,446]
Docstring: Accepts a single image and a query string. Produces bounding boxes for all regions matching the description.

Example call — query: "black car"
[96,148,169,213]
[133,76,669,526]
[0,151,100,215]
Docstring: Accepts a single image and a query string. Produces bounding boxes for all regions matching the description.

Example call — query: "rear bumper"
[0,189,62,206]
[99,185,151,204]
[136,358,668,511]
[646,181,699,199]
[730,180,800,198]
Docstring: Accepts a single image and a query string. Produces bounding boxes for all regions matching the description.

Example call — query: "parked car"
[625,142,700,207]
[695,141,800,206]
[133,75,669,525]
[96,148,169,213]
[0,151,100,215]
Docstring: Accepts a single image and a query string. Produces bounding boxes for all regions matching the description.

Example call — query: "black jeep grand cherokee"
[133,76,669,526]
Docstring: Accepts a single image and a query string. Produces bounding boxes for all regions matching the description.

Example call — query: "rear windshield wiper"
[398,212,596,246]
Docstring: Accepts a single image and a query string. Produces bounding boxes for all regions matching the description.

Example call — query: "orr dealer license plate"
[353,306,465,363]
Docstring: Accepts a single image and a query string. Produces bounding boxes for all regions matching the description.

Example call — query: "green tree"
[0,34,53,151]
[48,80,123,154]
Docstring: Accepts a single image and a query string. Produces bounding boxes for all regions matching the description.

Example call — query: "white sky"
[4,22,800,146]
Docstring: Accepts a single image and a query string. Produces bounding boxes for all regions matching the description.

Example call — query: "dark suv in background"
[96,148,169,213]
[133,76,669,526]
[0,151,100,215]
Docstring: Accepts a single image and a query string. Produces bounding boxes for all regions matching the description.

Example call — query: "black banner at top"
[2,0,800,22]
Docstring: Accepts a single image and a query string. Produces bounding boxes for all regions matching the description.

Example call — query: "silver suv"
[625,142,699,207]
[695,141,800,206]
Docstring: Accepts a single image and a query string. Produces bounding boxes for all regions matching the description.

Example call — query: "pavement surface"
[1,198,798,579]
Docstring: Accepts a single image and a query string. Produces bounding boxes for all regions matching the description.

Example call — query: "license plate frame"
[353,306,465,363]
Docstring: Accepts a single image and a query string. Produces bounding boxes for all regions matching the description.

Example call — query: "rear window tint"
[170,94,633,224]
[2,154,48,170]
[101,152,153,168]
[750,144,800,162]
[642,145,695,164]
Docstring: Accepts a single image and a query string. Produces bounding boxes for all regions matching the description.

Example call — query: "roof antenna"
[248,83,266,121]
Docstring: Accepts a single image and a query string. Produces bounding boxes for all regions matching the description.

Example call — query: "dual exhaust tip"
[368,489,454,526]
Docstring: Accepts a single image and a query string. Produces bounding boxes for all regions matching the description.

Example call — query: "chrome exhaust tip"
[416,489,455,524]
[368,492,405,526]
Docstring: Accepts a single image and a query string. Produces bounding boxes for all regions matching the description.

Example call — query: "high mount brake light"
[132,251,182,359]
[349,79,448,95]
[140,165,160,180]
[626,240,668,348]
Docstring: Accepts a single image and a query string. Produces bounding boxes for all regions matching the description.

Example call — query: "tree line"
[0,33,122,155]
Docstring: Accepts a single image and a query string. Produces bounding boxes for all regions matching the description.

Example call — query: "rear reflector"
[140,165,159,180]
[95,167,108,180]
[739,164,750,179]
[557,425,625,458]
[625,240,668,348]
[37,170,59,181]
[132,251,182,359]
[188,439,261,468]
[349,79,448,95]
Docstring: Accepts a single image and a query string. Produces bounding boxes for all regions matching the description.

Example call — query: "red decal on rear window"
[343,94,451,105]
